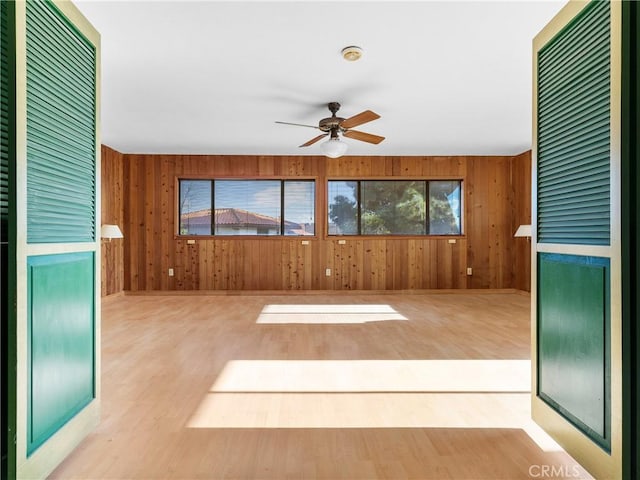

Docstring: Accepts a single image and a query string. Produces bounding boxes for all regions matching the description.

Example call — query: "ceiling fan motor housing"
[319,102,345,131]
[319,116,345,132]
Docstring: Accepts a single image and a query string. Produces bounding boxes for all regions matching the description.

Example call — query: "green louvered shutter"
[26,0,96,243]
[537,0,610,245]
[1,0,9,243]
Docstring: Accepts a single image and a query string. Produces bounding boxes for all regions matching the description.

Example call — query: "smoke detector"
[341,46,363,62]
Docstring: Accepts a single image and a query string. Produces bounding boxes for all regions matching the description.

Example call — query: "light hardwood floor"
[50,293,592,480]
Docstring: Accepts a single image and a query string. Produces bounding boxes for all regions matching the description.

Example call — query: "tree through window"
[328,180,461,236]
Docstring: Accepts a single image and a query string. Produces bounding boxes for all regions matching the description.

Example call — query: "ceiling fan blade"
[299,134,328,147]
[343,129,385,145]
[275,121,320,129]
[340,110,380,129]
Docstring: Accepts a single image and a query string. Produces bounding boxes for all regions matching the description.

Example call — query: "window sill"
[175,235,319,240]
[324,235,466,241]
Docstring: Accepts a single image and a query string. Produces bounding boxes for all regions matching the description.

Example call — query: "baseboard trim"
[123,288,531,296]
[102,291,125,301]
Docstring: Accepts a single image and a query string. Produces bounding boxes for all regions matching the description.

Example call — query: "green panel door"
[536,4,612,449]
[27,253,95,454]
[538,253,610,449]
[23,0,98,464]
[16,0,100,477]
[533,1,620,477]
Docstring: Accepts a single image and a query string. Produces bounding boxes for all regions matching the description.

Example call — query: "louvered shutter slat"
[26,0,96,243]
[537,0,610,245]
[0,1,10,242]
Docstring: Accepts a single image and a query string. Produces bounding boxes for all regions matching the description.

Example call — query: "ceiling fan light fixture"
[321,137,348,158]
[341,46,363,62]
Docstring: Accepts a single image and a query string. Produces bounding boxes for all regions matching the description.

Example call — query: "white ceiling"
[75,0,565,156]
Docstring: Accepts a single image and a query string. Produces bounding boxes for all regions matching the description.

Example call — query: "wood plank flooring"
[50,293,592,479]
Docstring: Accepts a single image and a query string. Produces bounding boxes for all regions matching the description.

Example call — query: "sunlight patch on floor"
[256,304,408,324]
[187,359,563,452]
[208,359,530,393]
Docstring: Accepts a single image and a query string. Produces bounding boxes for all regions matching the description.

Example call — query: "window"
[283,181,316,236]
[179,180,212,236]
[429,180,462,235]
[328,180,461,236]
[179,179,315,236]
[327,181,358,235]
[214,180,281,236]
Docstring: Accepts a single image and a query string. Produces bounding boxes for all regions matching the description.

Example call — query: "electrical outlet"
[325,268,331,276]
[338,239,346,245]
[448,239,456,244]
[301,240,310,245]
[168,268,174,277]
[466,267,472,276]
[187,239,196,245]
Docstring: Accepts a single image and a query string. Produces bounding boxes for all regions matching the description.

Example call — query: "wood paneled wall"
[101,145,125,296]
[116,153,532,292]
[510,151,532,291]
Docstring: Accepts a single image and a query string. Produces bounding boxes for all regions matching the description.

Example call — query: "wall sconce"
[101,224,123,242]
[514,224,532,239]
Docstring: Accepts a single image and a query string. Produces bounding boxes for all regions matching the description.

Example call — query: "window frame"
[326,177,464,238]
[175,175,318,239]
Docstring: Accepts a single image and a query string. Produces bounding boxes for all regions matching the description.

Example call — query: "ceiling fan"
[275,102,385,157]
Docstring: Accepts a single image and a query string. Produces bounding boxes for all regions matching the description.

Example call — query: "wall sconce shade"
[514,224,532,238]
[101,224,123,239]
